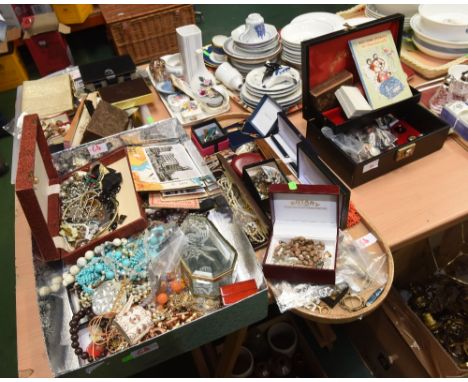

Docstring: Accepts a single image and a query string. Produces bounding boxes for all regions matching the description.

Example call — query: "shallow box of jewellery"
[297,141,350,230]
[262,184,340,285]
[242,158,289,214]
[34,204,268,376]
[301,14,450,188]
[79,55,137,92]
[15,114,147,264]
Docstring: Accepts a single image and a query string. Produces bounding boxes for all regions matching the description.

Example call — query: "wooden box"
[302,14,450,188]
[15,114,147,264]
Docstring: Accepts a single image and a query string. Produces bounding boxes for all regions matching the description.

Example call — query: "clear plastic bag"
[270,230,388,313]
[322,123,397,163]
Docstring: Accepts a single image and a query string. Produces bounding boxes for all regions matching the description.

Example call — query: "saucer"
[245,65,300,93]
[156,80,177,95]
[223,37,282,62]
[203,45,227,67]
[232,23,278,46]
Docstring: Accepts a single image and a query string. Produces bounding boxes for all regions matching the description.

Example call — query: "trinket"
[272,237,331,269]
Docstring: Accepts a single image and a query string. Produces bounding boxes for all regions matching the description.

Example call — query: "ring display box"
[242,158,289,213]
[190,118,229,157]
[302,14,450,188]
[15,114,147,264]
[263,184,340,285]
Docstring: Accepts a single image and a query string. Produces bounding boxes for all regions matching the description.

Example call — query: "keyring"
[339,294,364,312]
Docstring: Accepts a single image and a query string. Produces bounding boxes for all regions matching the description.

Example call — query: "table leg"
[215,327,248,377]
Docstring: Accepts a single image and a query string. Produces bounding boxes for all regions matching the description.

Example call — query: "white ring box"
[335,85,372,119]
[262,183,340,285]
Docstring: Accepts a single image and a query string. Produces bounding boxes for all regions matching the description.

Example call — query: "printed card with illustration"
[349,30,412,109]
[127,143,205,192]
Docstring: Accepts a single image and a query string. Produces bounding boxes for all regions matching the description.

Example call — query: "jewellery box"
[15,114,147,264]
[227,94,282,149]
[242,158,289,213]
[302,14,450,188]
[190,118,229,157]
[263,184,340,285]
[297,140,350,230]
[79,55,137,92]
[98,78,153,110]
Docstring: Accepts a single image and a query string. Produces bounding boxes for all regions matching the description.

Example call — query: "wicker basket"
[101,5,195,64]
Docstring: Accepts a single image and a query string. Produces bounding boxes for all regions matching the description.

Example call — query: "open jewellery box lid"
[15,114,147,263]
[297,140,350,230]
[244,95,282,137]
[263,183,340,284]
[301,13,419,126]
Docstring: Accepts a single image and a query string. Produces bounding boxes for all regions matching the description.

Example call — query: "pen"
[270,135,289,159]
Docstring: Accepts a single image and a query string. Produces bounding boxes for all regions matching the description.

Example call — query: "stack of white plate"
[224,22,281,76]
[410,12,468,59]
[280,13,344,68]
[365,4,418,30]
[240,65,302,109]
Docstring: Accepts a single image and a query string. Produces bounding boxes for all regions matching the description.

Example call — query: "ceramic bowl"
[418,4,468,42]
[411,15,468,47]
[374,4,418,17]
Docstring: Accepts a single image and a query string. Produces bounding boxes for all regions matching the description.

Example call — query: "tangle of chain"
[217,176,268,244]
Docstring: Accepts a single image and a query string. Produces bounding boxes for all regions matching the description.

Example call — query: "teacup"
[211,35,228,63]
[240,13,267,43]
[215,62,243,91]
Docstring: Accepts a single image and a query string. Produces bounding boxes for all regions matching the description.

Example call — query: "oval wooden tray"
[292,211,394,324]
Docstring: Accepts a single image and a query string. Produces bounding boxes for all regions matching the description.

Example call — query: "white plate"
[410,14,468,46]
[281,20,335,45]
[231,23,278,46]
[281,53,301,64]
[291,12,345,29]
[245,80,298,96]
[245,65,301,93]
[412,35,468,59]
[344,17,376,27]
[241,84,302,108]
[224,37,282,62]
[234,37,280,54]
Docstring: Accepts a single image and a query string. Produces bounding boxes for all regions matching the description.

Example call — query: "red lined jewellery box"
[302,14,449,188]
[15,114,147,264]
[262,184,340,285]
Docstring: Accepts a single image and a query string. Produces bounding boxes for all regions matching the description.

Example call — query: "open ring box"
[302,14,449,188]
[262,183,340,284]
[15,114,147,264]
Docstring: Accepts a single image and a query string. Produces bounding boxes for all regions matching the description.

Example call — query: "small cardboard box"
[263,184,340,284]
[15,114,147,264]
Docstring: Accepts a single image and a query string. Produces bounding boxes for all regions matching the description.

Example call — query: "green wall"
[195,4,353,44]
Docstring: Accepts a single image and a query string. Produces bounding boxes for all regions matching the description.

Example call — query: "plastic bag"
[270,230,388,313]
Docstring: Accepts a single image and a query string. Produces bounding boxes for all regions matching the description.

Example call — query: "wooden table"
[15,78,468,377]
